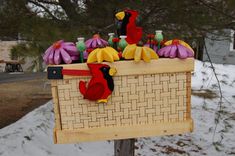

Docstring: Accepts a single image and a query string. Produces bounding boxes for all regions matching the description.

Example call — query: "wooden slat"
[50,58,194,80]
[186,72,192,119]
[51,80,62,132]
[0,59,22,64]
[50,58,195,144]
[55,72,189,130]
[114,139,135,156]
[54,119,193,144]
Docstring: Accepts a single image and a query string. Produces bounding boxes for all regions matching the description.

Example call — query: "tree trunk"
[38,56,43,72]
[114,139,135,156]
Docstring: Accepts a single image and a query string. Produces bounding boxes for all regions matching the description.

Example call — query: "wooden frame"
[50,58,194,144]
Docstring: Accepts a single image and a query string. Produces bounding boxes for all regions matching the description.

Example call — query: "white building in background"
[0,40,32,72]
[229,29,235,52]
[203,29,235,64]
[0,41,18,72]
[0,41,17,60]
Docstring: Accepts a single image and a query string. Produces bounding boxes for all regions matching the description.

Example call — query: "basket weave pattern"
[56,71,191,130]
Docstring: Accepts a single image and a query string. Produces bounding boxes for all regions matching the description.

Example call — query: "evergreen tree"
[0,0,234,71]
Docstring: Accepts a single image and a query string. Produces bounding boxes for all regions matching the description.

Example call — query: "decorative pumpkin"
[85,34,108,49]
[43,40,78,65]
[158,39,194,59]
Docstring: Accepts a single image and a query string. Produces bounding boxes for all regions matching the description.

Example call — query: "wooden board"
[0,59,22,64]
[50,58,195,143]
[50,58,194,80]
[54,119,193,144]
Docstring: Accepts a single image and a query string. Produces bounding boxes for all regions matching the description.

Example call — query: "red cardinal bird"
[79,64,117,103]
[116,9,143,44]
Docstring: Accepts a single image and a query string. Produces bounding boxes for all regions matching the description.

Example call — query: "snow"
[0,102,112,156]
[0,60,235,156]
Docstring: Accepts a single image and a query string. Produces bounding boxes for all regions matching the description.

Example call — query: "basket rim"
[49,58,195,79]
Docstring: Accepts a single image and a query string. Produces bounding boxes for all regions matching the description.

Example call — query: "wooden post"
[114,139,135,156]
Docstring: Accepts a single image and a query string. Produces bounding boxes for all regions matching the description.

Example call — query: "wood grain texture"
[50,58,194,79]
[54,119,193,144]
[57,72,188,130]
[51,81,62,130]
[50,58,195,143]
[114,139,135,156]
[186,72,192,119]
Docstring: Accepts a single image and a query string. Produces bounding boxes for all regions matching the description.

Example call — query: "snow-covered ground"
[0,60,235,156]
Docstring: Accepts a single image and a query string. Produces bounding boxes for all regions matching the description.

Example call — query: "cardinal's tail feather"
[79,81,87,96]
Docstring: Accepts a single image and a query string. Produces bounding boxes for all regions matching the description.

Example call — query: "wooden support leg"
[114,139,135,156]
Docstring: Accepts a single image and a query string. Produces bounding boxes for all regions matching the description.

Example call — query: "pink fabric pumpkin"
[158,39,194,59]
[43,40,78,65]
[85,34,108,49]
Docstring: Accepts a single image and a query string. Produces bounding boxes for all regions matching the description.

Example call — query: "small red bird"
[116,9,143,44]
[78,64,117,103]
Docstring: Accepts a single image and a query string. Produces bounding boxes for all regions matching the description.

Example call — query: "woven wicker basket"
[49,58,194,144]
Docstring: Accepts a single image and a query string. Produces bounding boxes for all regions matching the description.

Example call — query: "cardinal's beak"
[115,11,125,20]
[109,67,117,76]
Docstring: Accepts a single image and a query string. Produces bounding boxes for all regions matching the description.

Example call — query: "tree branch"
[28,0,61,21]
[203,38,224,144]
[33,0,59,5]
[197,0,235,20]
[140,3,164,26]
